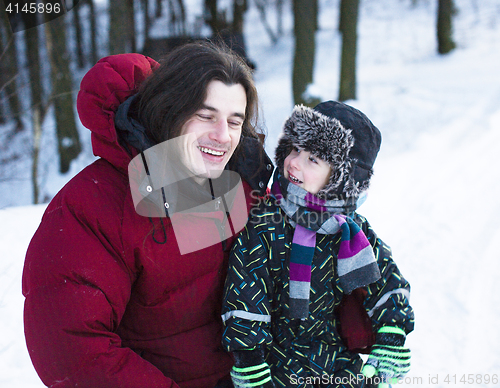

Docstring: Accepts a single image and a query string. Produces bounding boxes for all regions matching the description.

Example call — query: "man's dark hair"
[133,41,260,149]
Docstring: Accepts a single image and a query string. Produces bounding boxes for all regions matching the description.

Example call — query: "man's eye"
[229,121,243,127]
[197,114,212,121]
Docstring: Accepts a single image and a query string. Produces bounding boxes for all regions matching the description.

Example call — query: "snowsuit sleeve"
[221,218,275,352]
[22,175,178,388]
[359,216,415,335]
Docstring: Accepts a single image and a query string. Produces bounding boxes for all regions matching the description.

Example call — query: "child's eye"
[309,156,318,164]
[293,146,301,153]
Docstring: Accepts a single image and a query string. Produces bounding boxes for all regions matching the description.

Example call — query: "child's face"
[283,147,331,195]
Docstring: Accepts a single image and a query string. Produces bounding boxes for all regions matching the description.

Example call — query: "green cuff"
[232,363,269,374]
[378,326,406,337]
[231,363,272,387]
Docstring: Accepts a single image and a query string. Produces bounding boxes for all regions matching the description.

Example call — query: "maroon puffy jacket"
[22,54,262,388]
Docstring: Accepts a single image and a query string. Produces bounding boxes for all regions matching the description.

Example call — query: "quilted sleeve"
[22,174,177,388]
[360,216,415,336]
[221,220,275,352]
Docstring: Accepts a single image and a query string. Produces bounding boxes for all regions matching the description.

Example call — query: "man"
[22,42,273,388]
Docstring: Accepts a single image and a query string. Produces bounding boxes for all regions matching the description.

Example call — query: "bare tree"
[156,0,163,18]
[44,13,81,175]
[254,0,279,44]
[277,0,284,37]
[22,13,48,203]
[0,10,23,131]
[22,13,44,110]
[127,0,138,52]
[142,0,151,41]
[292,0,320,106]
[86,0,99,64]
[72,0,86,67]
[204,0,249,36]
[437,0,456,54]
[109,1,135,54]
[338,0,359,102]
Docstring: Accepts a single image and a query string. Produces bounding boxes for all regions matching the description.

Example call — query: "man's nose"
[209,119,231,144]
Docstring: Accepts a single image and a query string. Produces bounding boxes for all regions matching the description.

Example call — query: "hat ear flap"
[274,135,294,174]
[317,156,352,200]
[343,165,373,198]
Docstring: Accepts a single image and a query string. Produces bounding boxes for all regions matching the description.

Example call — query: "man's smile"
[197,146,226,157]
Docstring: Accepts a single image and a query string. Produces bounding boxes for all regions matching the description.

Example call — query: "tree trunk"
[205,0,225,33]
[156,0,163,18]
[109,1,130,54]
[338,0,346,32]
[292,0,319,106]
[437,0,456,54]
[232,0,246,34]
[142,0,151,40]
[277,0,284,36]
[0,11,23,130]
[87,0,98,64]
[254,0,278,44]
[0,95,5,125]
[22,14,45,201]
[177,0,187,34]
[73,0,86,67]
[22,13,43,109]
[45,13,81,174]
[127,0,137,52]
[31,105,42,203]
[312,0,318,31]
[338,0,359,102]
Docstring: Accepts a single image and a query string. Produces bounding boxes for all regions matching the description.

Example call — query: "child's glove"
[231,348,276,388]
[362,327,411,387]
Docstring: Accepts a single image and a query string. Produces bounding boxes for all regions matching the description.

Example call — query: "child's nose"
[289,154,302,170]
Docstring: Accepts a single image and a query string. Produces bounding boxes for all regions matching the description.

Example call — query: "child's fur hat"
[274,101,382,200]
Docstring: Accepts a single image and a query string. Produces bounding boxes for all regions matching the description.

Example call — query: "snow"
[1,0,500,386]
[0,205,47,387]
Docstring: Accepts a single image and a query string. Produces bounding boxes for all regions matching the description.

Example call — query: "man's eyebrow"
[200,104,246,119]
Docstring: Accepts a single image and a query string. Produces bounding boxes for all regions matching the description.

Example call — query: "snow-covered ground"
[1,0,500,386]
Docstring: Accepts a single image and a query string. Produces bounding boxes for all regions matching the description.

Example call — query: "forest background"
[1,0,500,387]
[0,0,456,206]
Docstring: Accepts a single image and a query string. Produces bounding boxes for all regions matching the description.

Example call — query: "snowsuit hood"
[77,54,159,171]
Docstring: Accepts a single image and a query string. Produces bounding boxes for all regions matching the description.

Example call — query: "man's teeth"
[198,147,225,156]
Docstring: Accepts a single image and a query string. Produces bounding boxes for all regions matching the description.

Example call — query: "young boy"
[221,101,414,388]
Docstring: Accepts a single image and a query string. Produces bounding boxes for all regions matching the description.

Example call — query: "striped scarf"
[271,172,381,319]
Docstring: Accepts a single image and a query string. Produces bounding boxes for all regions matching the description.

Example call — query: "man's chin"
[187,167,225,184]
[202,157,230,178]
[204,168,225,180]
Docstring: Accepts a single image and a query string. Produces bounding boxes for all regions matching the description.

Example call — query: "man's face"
[179,80,247,182]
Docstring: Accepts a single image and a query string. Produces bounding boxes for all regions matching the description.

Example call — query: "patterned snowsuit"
[222,198,414,387]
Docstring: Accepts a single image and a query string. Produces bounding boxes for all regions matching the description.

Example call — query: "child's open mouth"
[288,172,302,184]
